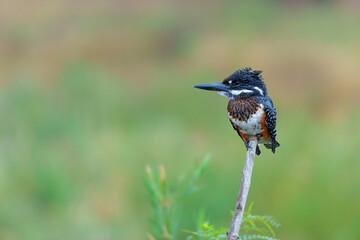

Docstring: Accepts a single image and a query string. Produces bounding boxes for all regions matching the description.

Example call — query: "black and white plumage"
[194,67,280,155]
[262,96,279,153]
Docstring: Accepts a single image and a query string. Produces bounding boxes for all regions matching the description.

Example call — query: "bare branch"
[227,136,258,240]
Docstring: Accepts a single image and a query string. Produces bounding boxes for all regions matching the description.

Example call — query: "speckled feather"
[227,96,260,122]
[227,95,279,154]
[262,96,280,153]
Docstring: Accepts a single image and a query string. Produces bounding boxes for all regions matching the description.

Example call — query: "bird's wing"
[263,96,280,153]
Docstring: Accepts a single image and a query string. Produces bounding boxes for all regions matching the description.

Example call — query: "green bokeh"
[0,1,359,239]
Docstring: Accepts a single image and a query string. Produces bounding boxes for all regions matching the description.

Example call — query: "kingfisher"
[193,67,280,155]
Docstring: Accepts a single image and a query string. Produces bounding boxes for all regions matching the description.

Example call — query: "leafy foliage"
[186,203,280,240]
[144,157,280,240]
[144,155,211,239]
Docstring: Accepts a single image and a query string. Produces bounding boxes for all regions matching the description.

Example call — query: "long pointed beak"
[193,82,229,92]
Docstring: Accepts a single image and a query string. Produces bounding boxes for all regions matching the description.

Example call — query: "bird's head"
[193,68,267,99]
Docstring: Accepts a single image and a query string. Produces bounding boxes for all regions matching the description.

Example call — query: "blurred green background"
[1,0,360,239]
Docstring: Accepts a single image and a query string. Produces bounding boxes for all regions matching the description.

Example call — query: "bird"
[193,67,279,155]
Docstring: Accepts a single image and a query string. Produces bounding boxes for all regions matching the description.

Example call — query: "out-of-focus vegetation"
[0,0,360,239]
[145,157,280,240]
[145,156,211,239]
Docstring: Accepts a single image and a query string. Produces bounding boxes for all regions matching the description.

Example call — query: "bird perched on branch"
[193,68,280,155]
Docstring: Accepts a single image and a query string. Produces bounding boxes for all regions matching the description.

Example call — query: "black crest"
[223,67,267,95]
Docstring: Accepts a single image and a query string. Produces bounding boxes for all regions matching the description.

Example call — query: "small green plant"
[144,156,280,240]
[186,202,280,240]
[144,155,211,239]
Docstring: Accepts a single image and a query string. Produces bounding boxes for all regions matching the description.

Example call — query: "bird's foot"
[256,134,262,142]
[256,145,261,155]
[244,140,250,150]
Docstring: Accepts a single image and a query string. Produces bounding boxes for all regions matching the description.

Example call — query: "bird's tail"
[264,140,280,154]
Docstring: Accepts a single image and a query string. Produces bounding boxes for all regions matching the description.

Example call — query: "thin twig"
[227,136,258,240]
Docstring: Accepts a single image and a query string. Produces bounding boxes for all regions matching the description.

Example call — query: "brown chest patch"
[227,96,260,121]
